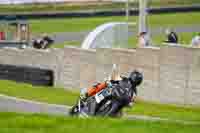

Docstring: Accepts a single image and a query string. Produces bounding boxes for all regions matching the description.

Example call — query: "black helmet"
[128,70,143,86]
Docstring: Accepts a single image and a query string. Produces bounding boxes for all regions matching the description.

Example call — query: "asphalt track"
[50,24,200,45]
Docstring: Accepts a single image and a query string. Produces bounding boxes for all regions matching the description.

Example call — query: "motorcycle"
[69,71,143,118]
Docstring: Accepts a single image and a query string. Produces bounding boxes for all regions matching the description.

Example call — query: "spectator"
[42,34,54,49]
[138,32,150,48]
[0,31,5,40]
[164,28,178,44]
[32,34,54,49]
[33,38,43,49]
[43,34,54,44]
[191,33,200,48]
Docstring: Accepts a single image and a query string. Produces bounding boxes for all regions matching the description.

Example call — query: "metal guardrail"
[0,5,200,20]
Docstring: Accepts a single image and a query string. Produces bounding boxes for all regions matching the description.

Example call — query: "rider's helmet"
[128,70,143,86]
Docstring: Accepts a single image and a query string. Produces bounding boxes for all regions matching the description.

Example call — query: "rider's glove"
[80,88,88,100]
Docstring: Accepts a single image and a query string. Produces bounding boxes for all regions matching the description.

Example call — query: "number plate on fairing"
[95,89,110,103]
[95,94,104,103]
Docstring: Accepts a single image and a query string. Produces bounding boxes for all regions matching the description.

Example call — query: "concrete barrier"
[134,47,160,102]
[0,46,200,106]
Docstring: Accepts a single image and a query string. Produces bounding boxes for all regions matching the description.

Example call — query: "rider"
[104,70,143,117]
[71,64,143,116]
[80,64,143,105]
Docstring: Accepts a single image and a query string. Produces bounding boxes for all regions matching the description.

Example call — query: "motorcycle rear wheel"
[95,99,121,117]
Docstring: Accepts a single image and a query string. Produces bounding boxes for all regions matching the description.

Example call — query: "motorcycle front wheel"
[69,105,79,116]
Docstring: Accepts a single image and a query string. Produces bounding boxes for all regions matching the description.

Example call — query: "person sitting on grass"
[164,28,179,44]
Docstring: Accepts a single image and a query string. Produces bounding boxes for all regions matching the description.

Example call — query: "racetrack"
[0,94,70,116]
[51,24,200,45]
[0,94,199,125]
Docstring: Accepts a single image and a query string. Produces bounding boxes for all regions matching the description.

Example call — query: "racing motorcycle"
[69,70,143,118]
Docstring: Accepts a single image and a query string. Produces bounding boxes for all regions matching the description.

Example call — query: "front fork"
[78,100,81,112]
[70,98,84,115]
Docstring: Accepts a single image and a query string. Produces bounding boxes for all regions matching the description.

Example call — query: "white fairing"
[81,22,129,49]
[95,94,105,103]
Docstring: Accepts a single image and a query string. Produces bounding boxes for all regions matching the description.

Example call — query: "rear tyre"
[95,99,120,117]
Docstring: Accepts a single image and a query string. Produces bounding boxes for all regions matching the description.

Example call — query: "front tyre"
[69,105,78,116]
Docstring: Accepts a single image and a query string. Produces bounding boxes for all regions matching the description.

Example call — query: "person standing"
[138,32,150,47]
[191,33,200,48]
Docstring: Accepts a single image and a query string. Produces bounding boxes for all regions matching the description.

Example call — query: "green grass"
[128,37,137,48]
[149,13,200,28]
[30,16,127,33]
[0,0,199,13]
[148,0,200,7]
[152,32,196,46]
[125,100,200,122]
[0,80,79,106]
[1,80,200,122]
[51,41,81,48]
[0,2,130,13]
[0,112,199,133]
[30,12,200,34]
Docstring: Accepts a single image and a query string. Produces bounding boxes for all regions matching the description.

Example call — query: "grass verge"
[0,2,132,13]
[125,100,200,122]
[0,80,79,106]
[51,41,81,48]
[0,0,199,13]
[30,12,200,33]
[0,112,199,133]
